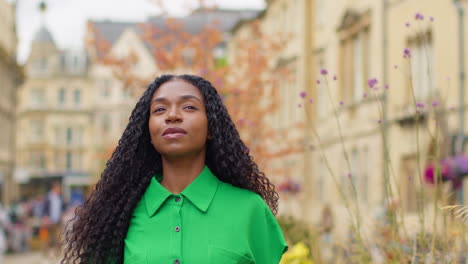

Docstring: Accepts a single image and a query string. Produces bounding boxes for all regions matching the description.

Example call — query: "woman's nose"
[165,107,182,123]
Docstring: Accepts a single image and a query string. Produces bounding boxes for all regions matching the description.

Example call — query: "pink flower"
[300,91,307,98]
[403,48,411,58]
[368,78,378,89]
[415,12,424,20]
[320,68,328,75]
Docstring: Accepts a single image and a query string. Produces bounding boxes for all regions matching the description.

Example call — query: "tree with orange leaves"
[86,7,303,184]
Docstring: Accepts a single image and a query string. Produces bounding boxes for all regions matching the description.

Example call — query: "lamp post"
[454,0,466,205]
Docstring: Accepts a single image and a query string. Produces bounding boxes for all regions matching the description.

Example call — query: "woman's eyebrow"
[151,95,202,105]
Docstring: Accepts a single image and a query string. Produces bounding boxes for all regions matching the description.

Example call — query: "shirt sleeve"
[248,196,288,264]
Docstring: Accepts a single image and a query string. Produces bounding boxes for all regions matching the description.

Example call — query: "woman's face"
[149,79,209,158]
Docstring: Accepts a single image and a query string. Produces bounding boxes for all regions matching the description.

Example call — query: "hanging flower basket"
[424,155,468,189]
[278,178,301,194]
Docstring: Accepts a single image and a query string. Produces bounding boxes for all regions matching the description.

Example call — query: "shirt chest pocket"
[208,245,254,264]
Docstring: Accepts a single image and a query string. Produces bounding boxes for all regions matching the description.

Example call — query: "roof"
[33,26,55,45]
[91,21,140,44]
[147,9,260,34]
[90,9,261,46]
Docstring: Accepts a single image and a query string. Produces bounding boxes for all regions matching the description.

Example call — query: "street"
[4,252,60,264]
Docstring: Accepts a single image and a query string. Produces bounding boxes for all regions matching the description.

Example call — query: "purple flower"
[300,91,307,98]
[377,120,382,124]
[405,22,410,27]
[316,80,321,84]
[339,101,344,106]
[298,104,302,108]
[347,173,352,178]
[403,48,411,58]
[309,98,313,103]
[368,78,378,89]
[416,102,425,108]
[333,75,337,81]
[394,64,399,69]
[415,12,424,20]
[385,84,389,89]
[320,68,328,75]
[430,16,434,22]
[432,100,439,107]
[363,92,368,98]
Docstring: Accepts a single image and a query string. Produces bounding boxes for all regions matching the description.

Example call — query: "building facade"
[229,0,468,240]
[0,0,22,205]
[16,26,94,201]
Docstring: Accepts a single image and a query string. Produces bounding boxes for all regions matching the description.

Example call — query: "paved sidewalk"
[4,252,61,264]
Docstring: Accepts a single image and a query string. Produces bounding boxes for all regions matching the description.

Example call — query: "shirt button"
[175,226,181,232]
[174,259,180,264]
[175,197,181,202]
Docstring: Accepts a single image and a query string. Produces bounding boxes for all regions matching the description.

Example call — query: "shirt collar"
[144,166,220,217]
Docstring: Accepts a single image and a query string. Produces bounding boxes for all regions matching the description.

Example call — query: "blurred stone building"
[0,0,23,205]
[16,25,94,201]
[231,0,468,241]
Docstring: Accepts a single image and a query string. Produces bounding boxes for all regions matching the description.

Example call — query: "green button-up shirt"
[124,166,288,264]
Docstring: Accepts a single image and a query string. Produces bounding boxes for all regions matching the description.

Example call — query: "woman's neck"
[160,153,206,194]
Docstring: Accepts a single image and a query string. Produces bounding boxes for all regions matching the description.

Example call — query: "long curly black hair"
[61,75,279,264]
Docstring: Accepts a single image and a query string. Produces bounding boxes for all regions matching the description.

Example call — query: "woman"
[62,75,288,264]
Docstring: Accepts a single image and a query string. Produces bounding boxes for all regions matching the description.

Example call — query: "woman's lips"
[163,132,186,139]
[162,127,187,139]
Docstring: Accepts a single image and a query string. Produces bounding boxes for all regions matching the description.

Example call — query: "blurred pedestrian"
[0,203,10,262]
[41,181,64,259]
[319,204,334,263]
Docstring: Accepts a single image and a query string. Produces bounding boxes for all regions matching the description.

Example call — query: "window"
[315,0,326,26]
[315,50,327,118]
[409,32,433,101]
[401,156,419,212]
[66,151,73,170]
[30,151,46,169]
[58,88,66,105]
[102,114,111,134]
[317,158,325,201]
[66,127,73,145]
[30,88,46,107]
[30,120,44,142]
[74,89,81,105]
[353,34,363,100]
[100,79,111,98]
[338,10,370,103]
[54,126,62,145]
[340,29,370,102]
[350,149,360,194]
[38,57,47,72]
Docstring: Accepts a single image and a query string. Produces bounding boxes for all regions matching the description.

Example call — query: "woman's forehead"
[152,79,203,100]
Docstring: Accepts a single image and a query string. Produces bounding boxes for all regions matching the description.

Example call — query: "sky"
[14,0,265,64]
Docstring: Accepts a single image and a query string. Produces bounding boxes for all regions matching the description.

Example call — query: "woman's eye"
[153,108,165,113]
[184,106,197,110]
